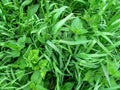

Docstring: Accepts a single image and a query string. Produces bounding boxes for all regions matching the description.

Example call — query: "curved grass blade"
[101,63,111,87]
[54,39,90,45]
[53,13,73,37]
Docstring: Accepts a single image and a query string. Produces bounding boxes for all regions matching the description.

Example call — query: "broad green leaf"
[36,85,48,90]
[17,35,26,50]
[107,60,120,78]
[39,59,49,78]
[61,82,74,90]
[40,68,48,79]
[83,71,94,84]
[89,14,100,29]
[15,70,25,81]
[28,49,39,64]
[71,17,87,34]
[16,57,27,69]
[38,59,48,69]
[31,70,42,84]
[27,4,39,18]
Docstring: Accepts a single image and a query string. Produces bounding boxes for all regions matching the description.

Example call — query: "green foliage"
[0,0,120,90]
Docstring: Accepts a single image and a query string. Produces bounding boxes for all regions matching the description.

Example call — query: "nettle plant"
[0,0,120,90]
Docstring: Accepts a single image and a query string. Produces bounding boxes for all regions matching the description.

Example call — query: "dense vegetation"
[0,0,120,90]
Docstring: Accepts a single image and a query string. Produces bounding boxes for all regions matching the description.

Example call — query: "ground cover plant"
[0,0,120,90]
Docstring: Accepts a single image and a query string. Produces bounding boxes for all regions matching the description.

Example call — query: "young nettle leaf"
[35,85,48,90]
[30,70,48,90]
[38,59,48,69]
[28,49,39,64]
[83,71,94,85]
[71,17,87,35]
[40,68,48,79]
[17,35,26,50]
[31,70,42,84]
[15,70,25,81]
[89,14,100,29]
[107,60,120,78]
[0,0,120,89]
[15,57,27,69]
[25,49,39,68]
[38,59,50,78]
[27,4,39,18]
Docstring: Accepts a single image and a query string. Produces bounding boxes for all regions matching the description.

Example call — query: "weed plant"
[0,0,120,90]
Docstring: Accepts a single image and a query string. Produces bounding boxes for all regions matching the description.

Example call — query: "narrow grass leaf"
[79,60,98,68]
[97,40,112,56]
[56,39,90,45]
[102,85,120,90]
[75,0,86,4]
[53,13,73,37]
[53,6,68,21]
[16,82,30,90]
[0,77,7,84]
[46,40,61,55]
[87,39,96,53]
[21,0,32,7]
[101,63,111,87]
[53,62,63,75]
[0,65,11,69]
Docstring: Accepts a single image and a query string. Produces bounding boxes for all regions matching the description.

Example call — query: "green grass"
[0,0,120,90]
